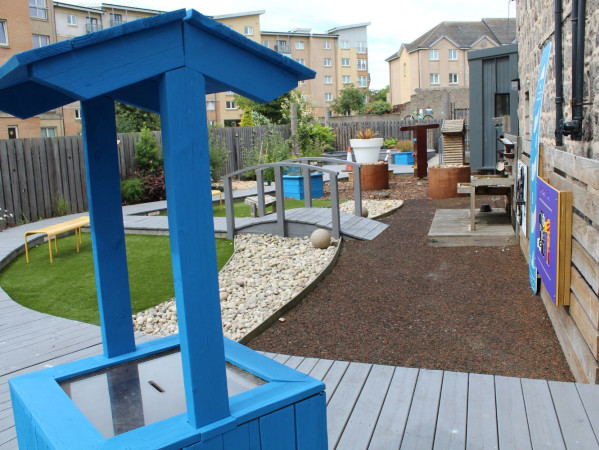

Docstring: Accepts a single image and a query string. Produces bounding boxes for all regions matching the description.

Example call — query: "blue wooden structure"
[283,173,324,200]
[0,9,327,449]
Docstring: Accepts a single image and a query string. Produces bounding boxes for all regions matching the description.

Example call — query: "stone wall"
[517,0,598,159]
[403,87,470,120]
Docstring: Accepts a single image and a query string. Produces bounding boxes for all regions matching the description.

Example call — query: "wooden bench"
[244,195,277,218]
[465,176,513,231]
[24,216,90,263]
[212,189,223,208]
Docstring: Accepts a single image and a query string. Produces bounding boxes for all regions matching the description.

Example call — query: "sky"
[75,0,517,90]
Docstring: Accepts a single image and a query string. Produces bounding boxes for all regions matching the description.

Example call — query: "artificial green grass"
[212,198,336,218]
[0,233,234,325]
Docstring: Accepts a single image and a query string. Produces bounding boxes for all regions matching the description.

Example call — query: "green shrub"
[383,137,398,149]
[246,130,292,182]
[298,122,335,155]
[365,101,392,115]
[121,177,145,205]
[54,196,70,216]
[209,133,229,182]
[135,126,163,176]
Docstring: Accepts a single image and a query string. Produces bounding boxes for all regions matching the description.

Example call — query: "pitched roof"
[403,18,516,52]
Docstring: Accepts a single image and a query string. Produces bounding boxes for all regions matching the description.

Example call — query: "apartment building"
[386,19,516,109]
[262,23,369,119]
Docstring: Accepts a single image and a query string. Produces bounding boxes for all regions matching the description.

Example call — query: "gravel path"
[248,191,574,381]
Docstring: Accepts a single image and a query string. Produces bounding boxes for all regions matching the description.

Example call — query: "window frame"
[206,101,216,111]
[342,75,351,84]
[263,39,269,48]
[0,19,8,46]
[429,49,439,61]
[74,109,81,120]
[357,76,367,88]
[323,58,332,67]
[41,127,57,138]
[295,58,305,66]
[340,40,350,49]
[324,93,333,102]
[244,26,254,36]
[324,75,332,85]
[430,73,440,85]
[295,41,304,50]
[7,126,18,139]
[356,41,366,54]
[357,59,367,71]
[323,40,331,49]
[448,49,458,61]
[67,14,77,26]
[32,34,50,48]
[341,58,350,67]
[449,73,458,84]
[225,100,237,110]
[29,0,47,20]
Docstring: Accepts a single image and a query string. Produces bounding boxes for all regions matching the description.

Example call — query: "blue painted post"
[80,96,135,357]
[159,67,230,428]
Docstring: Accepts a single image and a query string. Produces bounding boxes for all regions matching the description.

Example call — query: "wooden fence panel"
[6,140,22,222]
[37,139,53,219]
[23,141,38,222]
[0,140,14,220]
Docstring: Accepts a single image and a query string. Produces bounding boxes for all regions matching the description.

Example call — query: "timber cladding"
[517,137,599,384]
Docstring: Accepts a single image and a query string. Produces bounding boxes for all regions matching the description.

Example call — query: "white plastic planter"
[350,138,384,163]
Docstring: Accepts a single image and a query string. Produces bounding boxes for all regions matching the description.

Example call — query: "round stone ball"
[361,206,369,218]
[310,229,331,249]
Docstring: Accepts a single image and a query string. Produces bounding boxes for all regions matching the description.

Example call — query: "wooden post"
[159,67,230,428]
[274,164,286,236]
[256,168,266,217]
[400,123,439,178]
[330,173,340,238]
[353,164,362,217]
[80,96,135,358]
[224,175,235,239]
[291,102,299,157]
[303,165,312,207]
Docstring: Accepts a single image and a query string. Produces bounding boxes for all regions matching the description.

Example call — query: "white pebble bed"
[339,199,404,218]
[133,233,338,341]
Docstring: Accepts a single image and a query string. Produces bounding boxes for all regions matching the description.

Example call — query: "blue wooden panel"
[259,405,296,450]
[295,394,327,450]
[159,67,230,428]
[81,96,135,357]
[222,423,251,450]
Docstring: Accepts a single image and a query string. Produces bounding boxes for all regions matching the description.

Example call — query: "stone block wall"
[403,87,470,120]
[517,0,598,159]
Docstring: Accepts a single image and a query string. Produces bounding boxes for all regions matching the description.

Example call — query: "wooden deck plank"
[326,362,371,449]
[577,382,599,440]
[400,369,443,450]
[495,375,532,450]
[273,354,291,365]
[306,358,335,381]
[282,355,304,370]
[433,370,468,450]
[521,378,566,449]
[466,373,497,450]
[322,360,350,403]
[368,367,419,450]
[336,364,394,450]
[0,429,16,449]
[549,381,599,449]
[295,357,319,375]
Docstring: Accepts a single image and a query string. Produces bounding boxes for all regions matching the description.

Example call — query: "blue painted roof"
[0,9,315,119]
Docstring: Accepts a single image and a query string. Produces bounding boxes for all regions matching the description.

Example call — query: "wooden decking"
[122,207,388,241]
[265,352,599,449]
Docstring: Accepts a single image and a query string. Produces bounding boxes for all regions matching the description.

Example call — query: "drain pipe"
[563,0,586,140]
[554,0,564,146]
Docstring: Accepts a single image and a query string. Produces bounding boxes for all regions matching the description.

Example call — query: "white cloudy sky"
[75,0,516,89]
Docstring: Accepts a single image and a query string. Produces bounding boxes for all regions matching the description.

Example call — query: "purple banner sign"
[535,177,559,305]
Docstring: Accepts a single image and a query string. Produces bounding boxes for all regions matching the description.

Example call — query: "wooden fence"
[514,136,599,384]
[330,119,443,152]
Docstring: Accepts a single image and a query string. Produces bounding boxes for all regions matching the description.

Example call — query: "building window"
[263,39,269,48]
[295,41,304,50]
[357,76,367,88]
[449,73,458,84]
[110,13,122,27]
[74,108,81,119]
[41,127,57,138]
[225,91,234,96]
[29,0,47,19]
[341,58,350,67]
[357,59,366,70]
[324,75,332,84]
[324,93,333,102]
[207,101,215,111]
[225,100,236,110]
[7,126,18,139]
[356,41,366,53]
[340,40,350,49]
[429,49,439,61]
[295,58,305,66]
[298,80,306,86]
[244,26,254,36]
[67,14,77,26]
[403,63,407,77]
[276,40,289,54]
[448,49,458,61]
[32,34,49,48]
[324,58,331,67]
[323,40,331,49]
[430,73,439,85]
[209,120,217,126]
[342,75,350,84]
[86,17,101,33]
[0,20,8,46]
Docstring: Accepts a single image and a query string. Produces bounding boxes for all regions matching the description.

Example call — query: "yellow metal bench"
[24,216,90,263]
[212,189,223,208]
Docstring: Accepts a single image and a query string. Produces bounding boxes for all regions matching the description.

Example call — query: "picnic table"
[24,216,90,263]
[244,194,277,217]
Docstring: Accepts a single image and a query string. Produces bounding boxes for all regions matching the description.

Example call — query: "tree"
[239,108,256,127]
[365,101,392,115]
[369,85,389,103]
[234,92,293,124]
[115,102,161,133]
[330,85,366,116]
